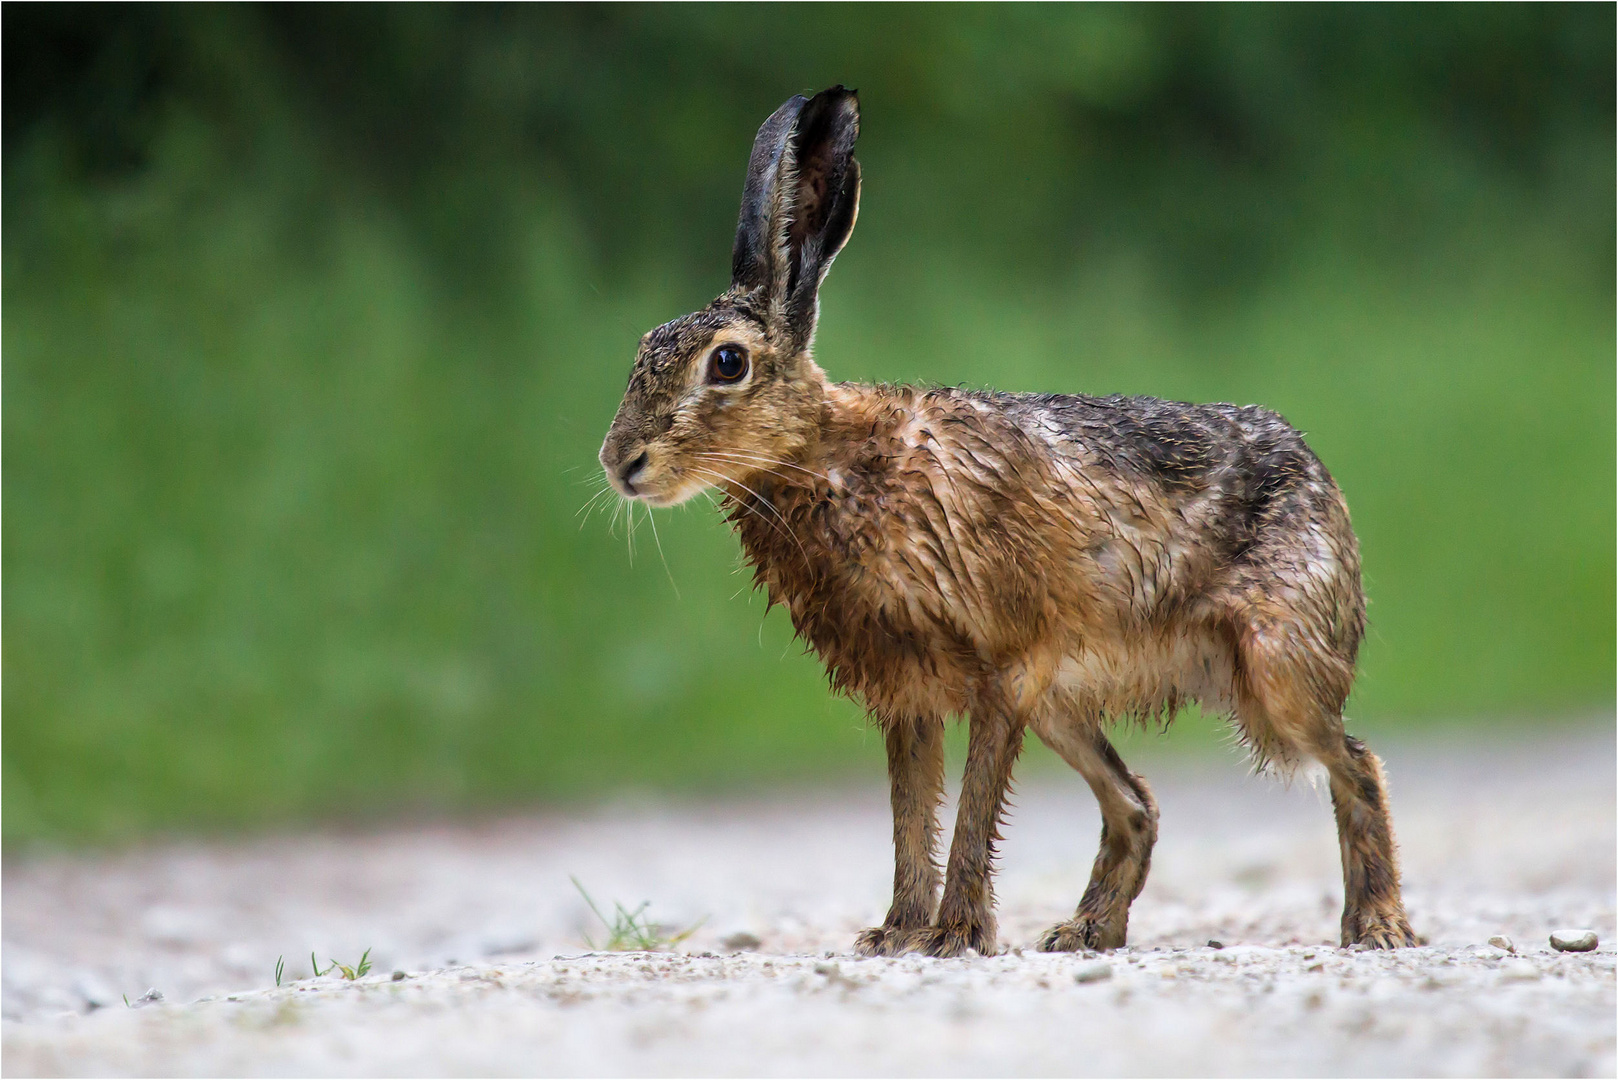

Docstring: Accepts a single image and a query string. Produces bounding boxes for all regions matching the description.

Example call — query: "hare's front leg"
[910,704,1025,958]
[1035,724,1158,952]
[854,716,945,956]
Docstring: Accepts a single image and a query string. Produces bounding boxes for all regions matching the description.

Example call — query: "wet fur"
[601,87,1416,957]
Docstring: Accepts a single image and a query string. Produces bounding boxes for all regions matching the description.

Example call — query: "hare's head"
[600,87,861,506]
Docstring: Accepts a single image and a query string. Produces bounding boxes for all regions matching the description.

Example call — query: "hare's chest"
[770,552,976,716]
[746,490,976,705]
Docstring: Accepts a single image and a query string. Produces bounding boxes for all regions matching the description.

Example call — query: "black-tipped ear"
[731,94,808,296]
[730,87,862,341]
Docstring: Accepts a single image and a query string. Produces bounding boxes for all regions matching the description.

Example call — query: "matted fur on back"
[721,383,1364,742]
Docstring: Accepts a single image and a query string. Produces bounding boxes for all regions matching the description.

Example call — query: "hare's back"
[998,391,1318,490]
[983,390,1349,549]
[998,389,1362,644]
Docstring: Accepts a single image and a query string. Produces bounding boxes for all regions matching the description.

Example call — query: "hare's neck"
[806,381,912,475]
[748,381,900,491]
[726,380,913,549]
[724,381,922,628]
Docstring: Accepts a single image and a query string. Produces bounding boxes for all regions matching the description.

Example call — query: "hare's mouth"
[608,468,709,509]
[639,475,713,508]
[603,443,717,507]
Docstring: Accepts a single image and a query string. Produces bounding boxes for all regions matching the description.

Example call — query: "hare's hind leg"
[854,715,945,957]
[1234,620,1417,949]
[1035,723,1159,952]
[1319,734,1416,948]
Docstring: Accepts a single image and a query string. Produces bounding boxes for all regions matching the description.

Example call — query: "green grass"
[3,120,1612,847]
[571,877,706,952]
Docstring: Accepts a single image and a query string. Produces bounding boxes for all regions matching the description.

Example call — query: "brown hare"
[600,86,1417,957]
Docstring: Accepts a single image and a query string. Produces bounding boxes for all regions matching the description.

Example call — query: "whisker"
[696,488,724,513]
[644,505,680,599]
[577,496,614,532]
[694,464,824,568]
[626,500,637,566]
[575,483,617,524]
[694,454,809,493]
[699,450,831,484]
[702,447,828,476]
[692,453,835,507]
[689,466,812,572]
[708,453,828,482]
[693,455,803,493]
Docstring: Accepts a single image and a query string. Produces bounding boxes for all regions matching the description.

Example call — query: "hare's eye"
[708,345,748,384]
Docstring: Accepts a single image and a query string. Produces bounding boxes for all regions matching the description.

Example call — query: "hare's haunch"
[601,87,1416,956]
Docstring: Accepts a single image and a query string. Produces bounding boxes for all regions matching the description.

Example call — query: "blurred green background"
[4,4,1613,845]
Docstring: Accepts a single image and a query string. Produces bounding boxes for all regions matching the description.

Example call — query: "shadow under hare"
[600,86,1416,957]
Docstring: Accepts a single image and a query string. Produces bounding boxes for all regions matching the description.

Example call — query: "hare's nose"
[619,450,649,490]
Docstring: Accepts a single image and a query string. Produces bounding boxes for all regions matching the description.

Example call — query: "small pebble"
[1487,935,1516,954]
[1206,940,1225,949]
[1073,961,1113,984]
[1550,930,1598,953]
[71,974,117,1011]
[813,962,856,987]
[391,970,408,982]
[128,988,163,1008]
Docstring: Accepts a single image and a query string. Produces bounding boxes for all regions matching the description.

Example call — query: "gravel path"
[4,723,1613,1076]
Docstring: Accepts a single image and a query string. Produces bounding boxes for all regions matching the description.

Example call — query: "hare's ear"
[731,87,861,344]
[731,94,808,296]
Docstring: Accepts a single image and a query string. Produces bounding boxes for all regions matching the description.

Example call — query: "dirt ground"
[4,722,1613,1077]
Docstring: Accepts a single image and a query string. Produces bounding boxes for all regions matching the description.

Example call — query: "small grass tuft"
[332,948,373,981]
[570,875,705,951]
[308,948,373,980]
[275,955,285,987]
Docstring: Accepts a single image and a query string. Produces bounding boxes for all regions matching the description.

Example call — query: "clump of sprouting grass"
[570,876,705,951]
[308,948,373,981]
[332,948,373,980]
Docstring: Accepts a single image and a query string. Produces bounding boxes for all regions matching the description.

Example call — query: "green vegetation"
[572,876,706,952]
[306,949,372,981]
[4,6,1612,845]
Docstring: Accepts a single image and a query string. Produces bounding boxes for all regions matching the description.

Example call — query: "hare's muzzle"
[600,441,649,498]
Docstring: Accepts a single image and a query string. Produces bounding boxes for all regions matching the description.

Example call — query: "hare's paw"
[1037,917,1125,953]
[853,925,909,957]
[908,922,996,959]
[1345,910,1417,950]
